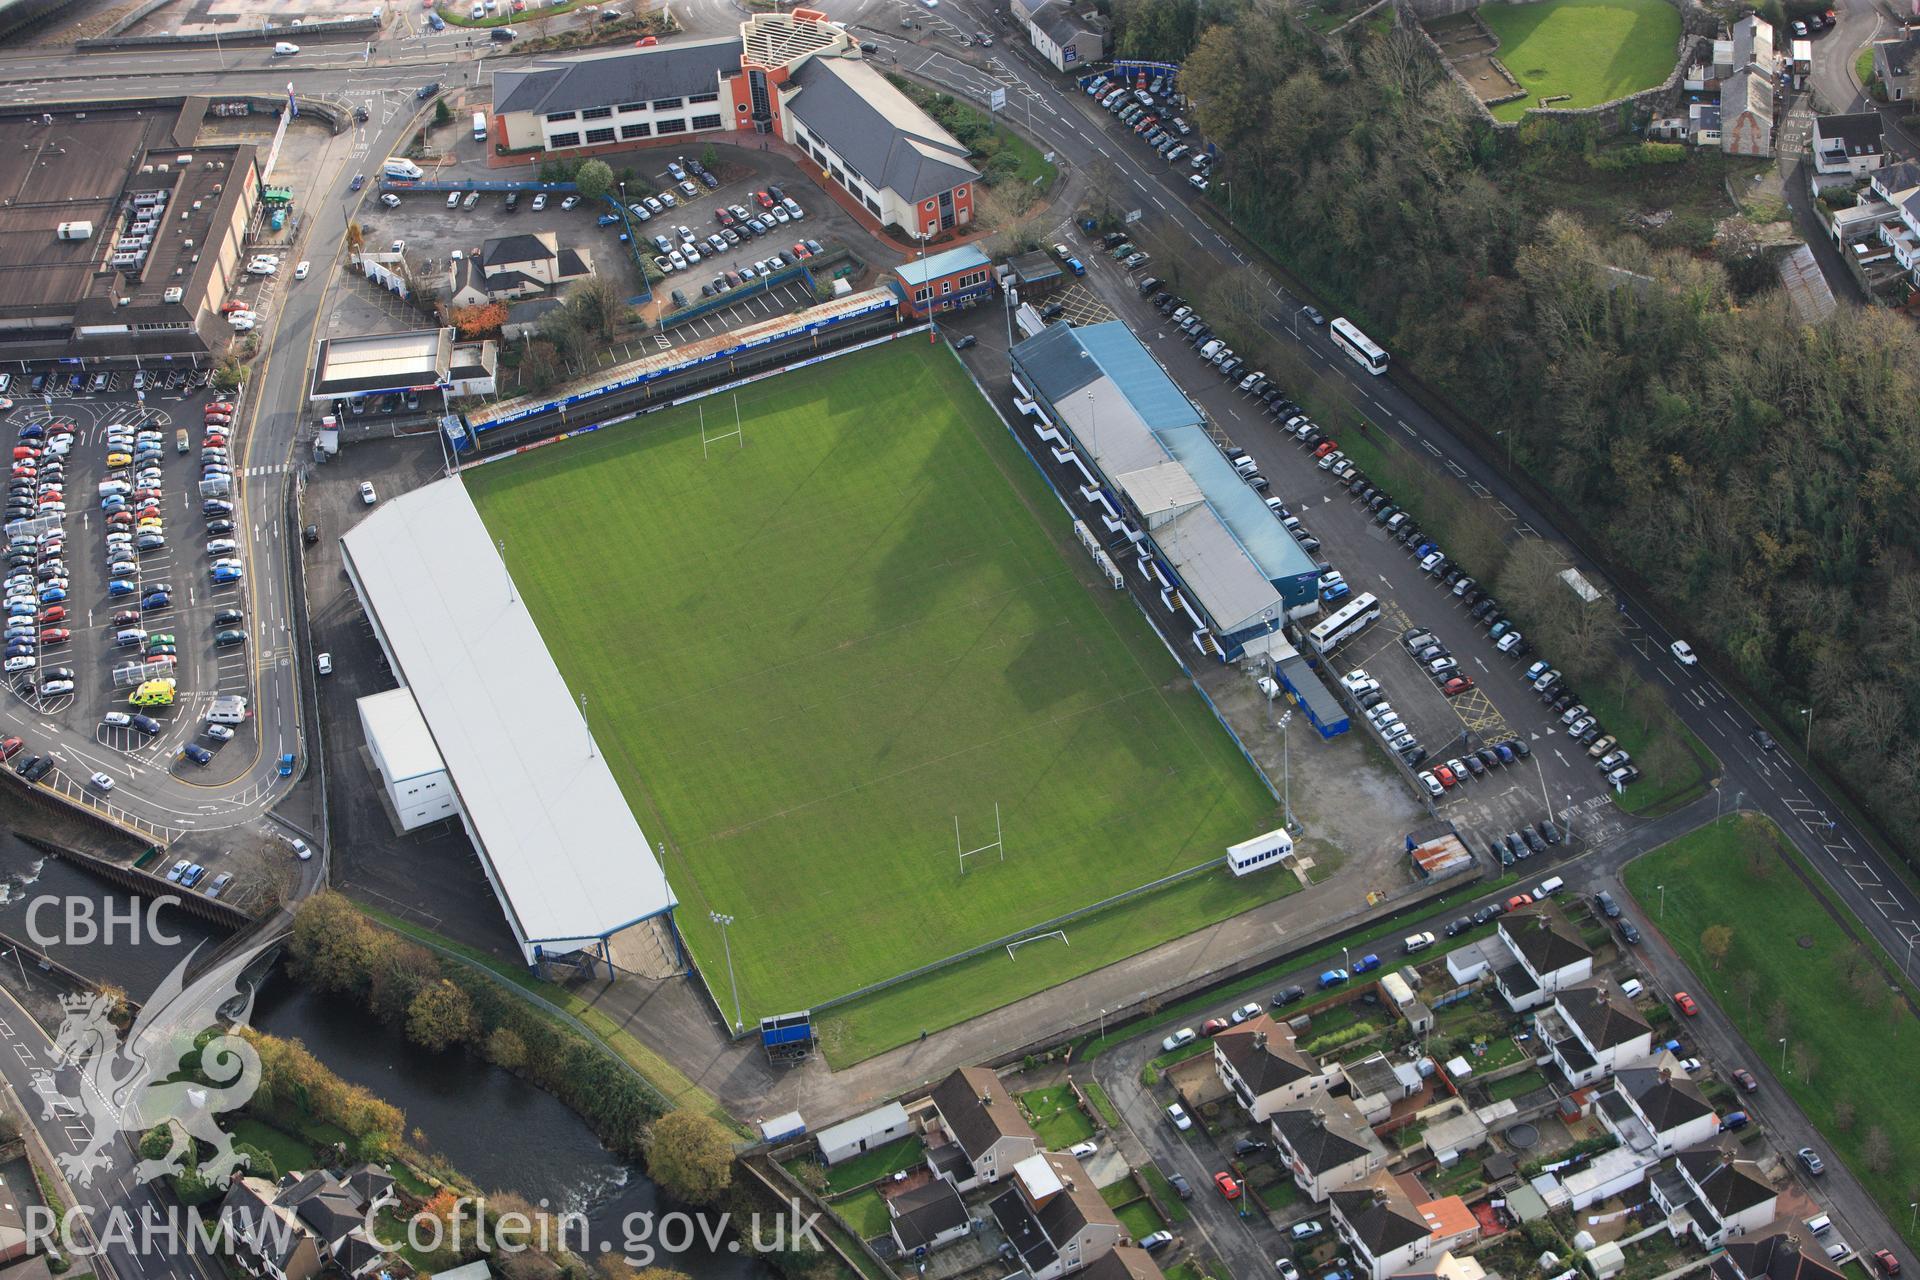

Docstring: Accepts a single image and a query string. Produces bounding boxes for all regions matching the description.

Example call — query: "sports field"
[1479,0,1681,122]
[466,341,1280,1032]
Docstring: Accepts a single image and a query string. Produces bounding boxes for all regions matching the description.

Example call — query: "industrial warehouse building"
[309,328,498,404]
[357,687,457,832]
[0,106,263,366]
[1009,320,1323,662]
[340,478,680,970]
[489,10,976,237]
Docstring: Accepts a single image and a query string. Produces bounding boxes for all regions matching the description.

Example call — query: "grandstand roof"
[1011,321,1319,637]
[340,479,677,957]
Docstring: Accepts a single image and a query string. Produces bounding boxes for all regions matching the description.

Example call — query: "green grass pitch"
[466,341,1279,1028]
[1480,0,1681,122]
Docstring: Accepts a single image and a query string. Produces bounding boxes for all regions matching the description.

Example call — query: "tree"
[223,835,303,912]
[645,1111,735,1205]
[1700,924,1733,970]
[1764,998,1790,1042]
[449,302,509,338]
[1862,1124,1893,1175]
[434,98,452,126]
[1730,968,1758,1018]
[289,892,383,996]
[564,274,629,338]
[574,158,615,201]
[345,221,364,255]
[1833,1099,1855,1131]
[407,978,479,1052]
[1789,1041,1818,1083]
[485,1026,527,1071]
[700,143,720,172]
[522,340,561,390]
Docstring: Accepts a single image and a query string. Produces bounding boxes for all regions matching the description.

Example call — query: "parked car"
[1166,1103,1192,1131]
[1161,1027,1198,1052]
[1674,992,1700,1016]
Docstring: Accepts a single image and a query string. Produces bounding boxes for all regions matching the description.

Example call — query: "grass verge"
[1624,814,1920,1251]
[832,1188,890,1240]
[1479,0,1683,121]
[355,904,742,1133]
[1084,1080,1122,1129]
[1138,1163,1192,1222]
[793,1136,924,1196]
[436,0,581,26]
[1020,1086,1095,1148]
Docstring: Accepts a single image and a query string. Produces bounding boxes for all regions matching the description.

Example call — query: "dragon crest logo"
[40,941,267,1188]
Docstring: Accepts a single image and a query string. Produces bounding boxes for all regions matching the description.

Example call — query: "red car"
[1675,992,1700,1016]
[220,300,250,315]
[1442,676,1475,697]
[1213,1172,1241,1200]
[39,606,64,624]
[44,422,72,436]
[791,241,812,258]
[205,402,234,414]
[38,629,68,645]
[106,512,132,527]
[755,190,775,209]
[1434,764,1457,788]
[112,610,139,625]
[11,447,36,462]
[1871,1250,1900,1277]
[1507,893,1535,911]
[1201,1017,1231,1035]
[204,434,228,449]
[0,737,21,761]
[1731,1068,1758,1093]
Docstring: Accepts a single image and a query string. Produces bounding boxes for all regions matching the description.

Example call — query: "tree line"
[1167,8,1920,860]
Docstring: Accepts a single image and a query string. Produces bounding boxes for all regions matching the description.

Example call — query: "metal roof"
[356,687,445,783]
[492,37,743,117]
[896,243,990,285]
[312,328,451,399]
[785,57,977,202]
[340,478,677,955]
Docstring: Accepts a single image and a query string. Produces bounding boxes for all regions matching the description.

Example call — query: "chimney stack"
[1254,1031,1268,1053]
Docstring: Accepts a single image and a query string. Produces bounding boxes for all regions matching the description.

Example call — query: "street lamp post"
[1800,705,1813,755]
[711,911,743,1033]
[1496,429,1513,473]
[1098,1007,1106,1040]
[1658,883,1666,919]
[1778,1036,1788,1072]
[1278,709,1295,833]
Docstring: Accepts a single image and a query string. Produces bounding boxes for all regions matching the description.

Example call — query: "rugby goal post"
[955,802,1004,875]
[700,396,745,458]
[1007,930,1067,961]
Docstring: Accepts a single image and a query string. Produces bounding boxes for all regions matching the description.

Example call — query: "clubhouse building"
[489,9,977,237]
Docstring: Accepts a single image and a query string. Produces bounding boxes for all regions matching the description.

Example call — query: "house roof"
[1215,1015,1315,1094]
[1082,1247,1169,1280]
[506,296,566,327]
[280,1170,364,1246]
[1722,68,1775,128]
[493,37,744,117]
[1732,14,1773,69]
[818,1101,910,1155]
[889,1177,969,1251]
[1030,0,1095,44]
[1876,28,1920,79]
[930,1065,1036,1161]
[1722,1231,1847,1280]
[219,1178,313,1270]
[1621,1068,1713,1132]
[344,1163,395,1207]
[1332,1183,1432,1258]
[1813,111,1883,154]
[1418,1196,1478,1243]
[452,256,487,299]
[1272,1101,1371,1175]
[990,1185,1058,1274]
[1501,910,1592,976]
[1010,250,1064,284]
[482,232,558,269]
[784,56,976,203]
[1679,1147,1776,1219]
[1557,981,1652,1051]
[1033,1153,1117,1244]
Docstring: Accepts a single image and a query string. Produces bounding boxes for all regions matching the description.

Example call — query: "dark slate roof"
[493,38,743,116]
[452,256,487,298]
[989,1185,1058,1274]
[1623,1068,1713,1131]
[1331,1185,1430,1258]
[1723,1233,1847,1280]
[556,247,590,278]
[1878,29,1920,79]
[1723,69,1774,127]
[219,1179,312,1270]
[1030,0,1093,44]
[1679,1148,1775,1219]
[482,233,556,268]
[280,1170,363,1246]
[1501,911,1592,976]
[1215,1017,1315,1094]
[1814,111,1884,154]
[343,1163,395,1208]
[1554,1034,1598,1077]
[1012,319,1100,398]
[1558,982,1652,1052]
[507,296,566,326]
[785,57,976,202]
[1272,1106,1369,1175]
[889,1178,969,1251]
[1873,159,1920,198]
[930,1066,1036,1162]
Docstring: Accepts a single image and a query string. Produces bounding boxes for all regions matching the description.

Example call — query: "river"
[255,981,773,1278]
[0,831,769,1278]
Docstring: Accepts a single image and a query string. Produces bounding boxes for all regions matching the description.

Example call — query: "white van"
[1198,339,1224,362]
[1534,876,1565,897]
[272,41,300,55]
[1806,1216,1832,1237]
[207,695,250,724]
[382,157,424,180]
[1619,977,1645,999]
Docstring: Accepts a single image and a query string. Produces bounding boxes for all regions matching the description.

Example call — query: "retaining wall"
[79,11,381,49]
[17,834,253,931]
